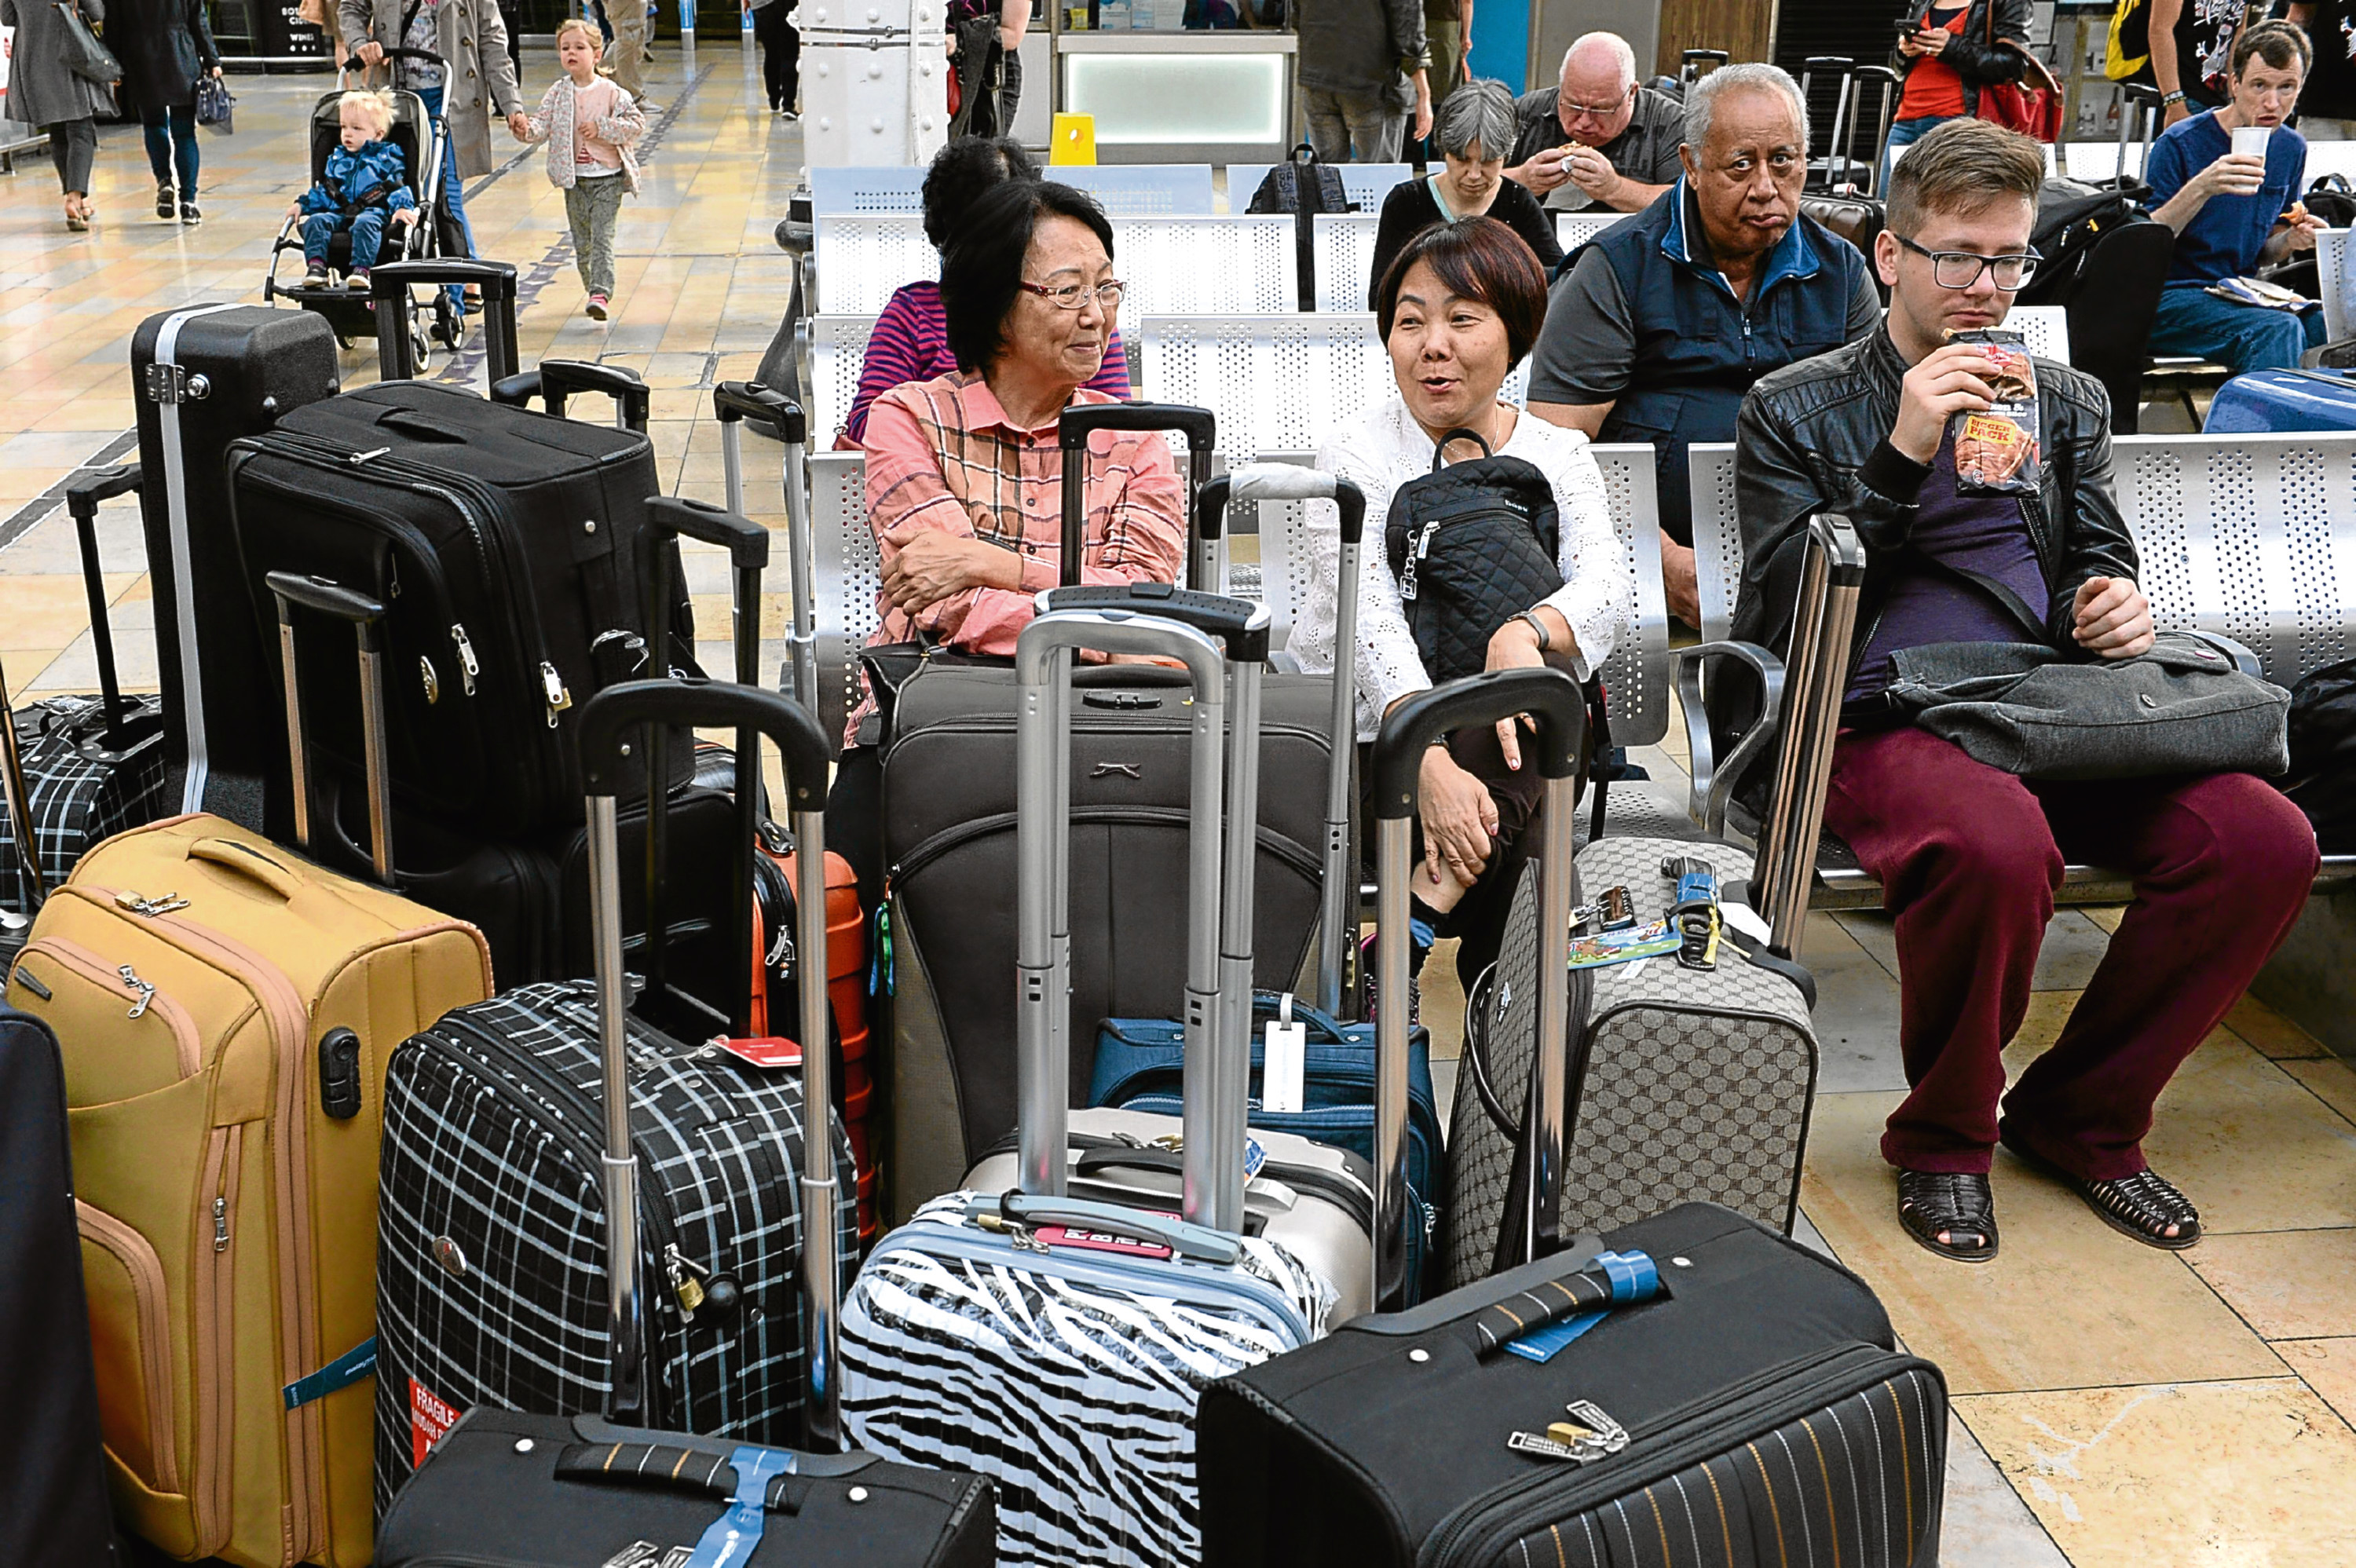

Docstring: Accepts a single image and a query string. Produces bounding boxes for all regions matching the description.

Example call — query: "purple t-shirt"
[1846,434,2050,705]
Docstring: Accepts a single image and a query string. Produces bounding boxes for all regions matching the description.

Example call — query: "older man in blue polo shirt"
[1527,62,1882,624]
[2144,20,2329,375]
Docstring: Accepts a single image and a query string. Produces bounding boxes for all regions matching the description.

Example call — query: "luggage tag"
[1262,994,1308,1114]
[709,1036,802,1069]
[1031,1225,1176,1260]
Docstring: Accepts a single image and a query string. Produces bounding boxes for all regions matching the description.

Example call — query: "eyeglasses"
[1895,234,2040,290]
[1019,279,1128,310]
[1559,85,1635,121]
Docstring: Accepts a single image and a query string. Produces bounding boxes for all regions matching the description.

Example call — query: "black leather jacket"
[1729,327,2138,688]
[1893,0,2032,117]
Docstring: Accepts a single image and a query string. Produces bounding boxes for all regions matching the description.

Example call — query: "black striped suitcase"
[373,672,993,1566]
[0,467,168,927]
[371,627,858,1514]
[1197,1202,1947,1568]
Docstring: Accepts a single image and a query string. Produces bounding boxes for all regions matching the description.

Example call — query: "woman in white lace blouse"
[1296,216,1631,993]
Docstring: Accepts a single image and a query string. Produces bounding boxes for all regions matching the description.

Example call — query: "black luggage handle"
[370,259,520,386]
[491,360,653,433]
[263,571,397,885]
[577,678,838,1436]
[708,384,819,717]
[1370,670,1585,1298]
[64,464,145,744]
[1056,404,1216,587]
[631,495,773,1040]
[1039,583,1271,664]
[714,380,807,444]
[1370,668,1586,810]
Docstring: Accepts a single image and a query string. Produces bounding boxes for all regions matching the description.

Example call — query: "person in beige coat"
[339,0,525,306]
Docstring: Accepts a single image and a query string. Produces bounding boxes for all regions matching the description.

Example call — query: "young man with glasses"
[1505,31,1685,211]
[1732,116,2318,1266]
[2143,20,2328,374]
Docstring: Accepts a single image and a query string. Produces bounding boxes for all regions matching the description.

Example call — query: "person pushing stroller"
[288,90,419,289]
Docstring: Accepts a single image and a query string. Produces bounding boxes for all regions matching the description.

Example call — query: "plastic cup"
[2232,125,2273,162]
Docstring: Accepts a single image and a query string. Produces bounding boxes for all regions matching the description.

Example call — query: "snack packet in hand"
[1948,327,2040,495]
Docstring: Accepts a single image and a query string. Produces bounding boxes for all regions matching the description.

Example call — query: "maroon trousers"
[1822,726,2318,1181]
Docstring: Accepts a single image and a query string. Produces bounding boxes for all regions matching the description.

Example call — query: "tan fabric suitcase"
[5,575,492,1567]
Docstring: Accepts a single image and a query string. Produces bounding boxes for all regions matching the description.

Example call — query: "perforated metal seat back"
[2322,230,2351,342]
[806,313,876,449]
[1688,443,1743,647]
[808,166,927,215]
[1118,217,1296,314]
[807,451,883,751]
[1136,313,1394,459]
[1312,213,1380,313]
[2110,432,2356,686]
[2010,304,2071,364]
[811,215,936,314]
[1052,163,1216,216]
[1226,161,1414,214]
[1554,211,1622,254]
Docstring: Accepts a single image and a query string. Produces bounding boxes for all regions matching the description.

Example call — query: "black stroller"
[263,49,466,368]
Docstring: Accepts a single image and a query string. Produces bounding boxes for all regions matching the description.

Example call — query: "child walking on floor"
[515,17,645,320]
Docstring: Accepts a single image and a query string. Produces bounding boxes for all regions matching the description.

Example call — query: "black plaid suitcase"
[374,671,993,1566]
[0,466,168,927]
[371,558,860,1513]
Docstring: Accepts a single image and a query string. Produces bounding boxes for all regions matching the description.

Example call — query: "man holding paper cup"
[2143,20,2329,374]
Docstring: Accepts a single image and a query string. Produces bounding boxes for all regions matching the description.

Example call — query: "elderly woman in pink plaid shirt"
[825,178,1187,910]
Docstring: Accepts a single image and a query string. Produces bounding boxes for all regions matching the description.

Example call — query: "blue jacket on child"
[298,140,416,217]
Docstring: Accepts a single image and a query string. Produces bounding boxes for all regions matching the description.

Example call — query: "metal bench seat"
[1685,432,2356,920]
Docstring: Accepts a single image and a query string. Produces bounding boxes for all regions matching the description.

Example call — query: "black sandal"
[1896,1169,1999,1263]
[2003,1131,2201,1249]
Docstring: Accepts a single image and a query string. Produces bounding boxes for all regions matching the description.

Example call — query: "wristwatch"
[1513,610,1553,652]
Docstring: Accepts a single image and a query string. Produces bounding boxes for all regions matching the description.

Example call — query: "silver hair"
[1682,62,1809,159]
[1434,79,1520,163]
[1559,31,1637,90]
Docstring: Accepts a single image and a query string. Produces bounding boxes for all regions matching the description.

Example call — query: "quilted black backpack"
[1381,429,1563,683]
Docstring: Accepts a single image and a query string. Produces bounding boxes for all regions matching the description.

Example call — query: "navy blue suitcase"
[1090,992,1446,1297]
[2204,366,2356,433]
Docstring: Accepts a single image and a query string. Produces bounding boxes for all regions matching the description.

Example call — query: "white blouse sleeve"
[1534,429,1630,682]
[1308,433,1432,740]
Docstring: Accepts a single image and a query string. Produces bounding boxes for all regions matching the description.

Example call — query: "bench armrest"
[1674,641,1785,838]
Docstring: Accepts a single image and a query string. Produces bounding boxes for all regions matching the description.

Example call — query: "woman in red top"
[1883,0,2036,189]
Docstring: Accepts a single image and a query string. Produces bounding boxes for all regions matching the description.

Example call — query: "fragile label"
[409,1376,459,1469]
[1033,1225,1174,1259]
[713,1036,803,1069]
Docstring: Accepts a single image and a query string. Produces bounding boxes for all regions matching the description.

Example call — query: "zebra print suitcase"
[843,591,1344,1568]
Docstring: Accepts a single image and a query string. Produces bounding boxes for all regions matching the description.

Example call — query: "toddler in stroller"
[287,90,419,289]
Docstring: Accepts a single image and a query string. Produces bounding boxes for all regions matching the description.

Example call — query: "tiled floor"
[9,48,2356,1566]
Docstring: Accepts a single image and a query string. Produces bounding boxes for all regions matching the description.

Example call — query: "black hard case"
[223,379,679,839]
[374,1407,993,1568]
[0,1007,118,1568]
[130,304,342,828]
[1198,1203,1948,1568]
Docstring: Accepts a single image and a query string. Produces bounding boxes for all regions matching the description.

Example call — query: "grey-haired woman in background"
[1366,78,1564,309]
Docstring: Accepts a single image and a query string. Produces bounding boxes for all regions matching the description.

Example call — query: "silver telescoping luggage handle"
[712,382,820,715]
[1371,669,1586,1307]
[263,572,397,885]
[1015,607,1242,1230]
[1195,464,1367,1015]
[1058,404,1217,590]
[577,680,839,1442]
